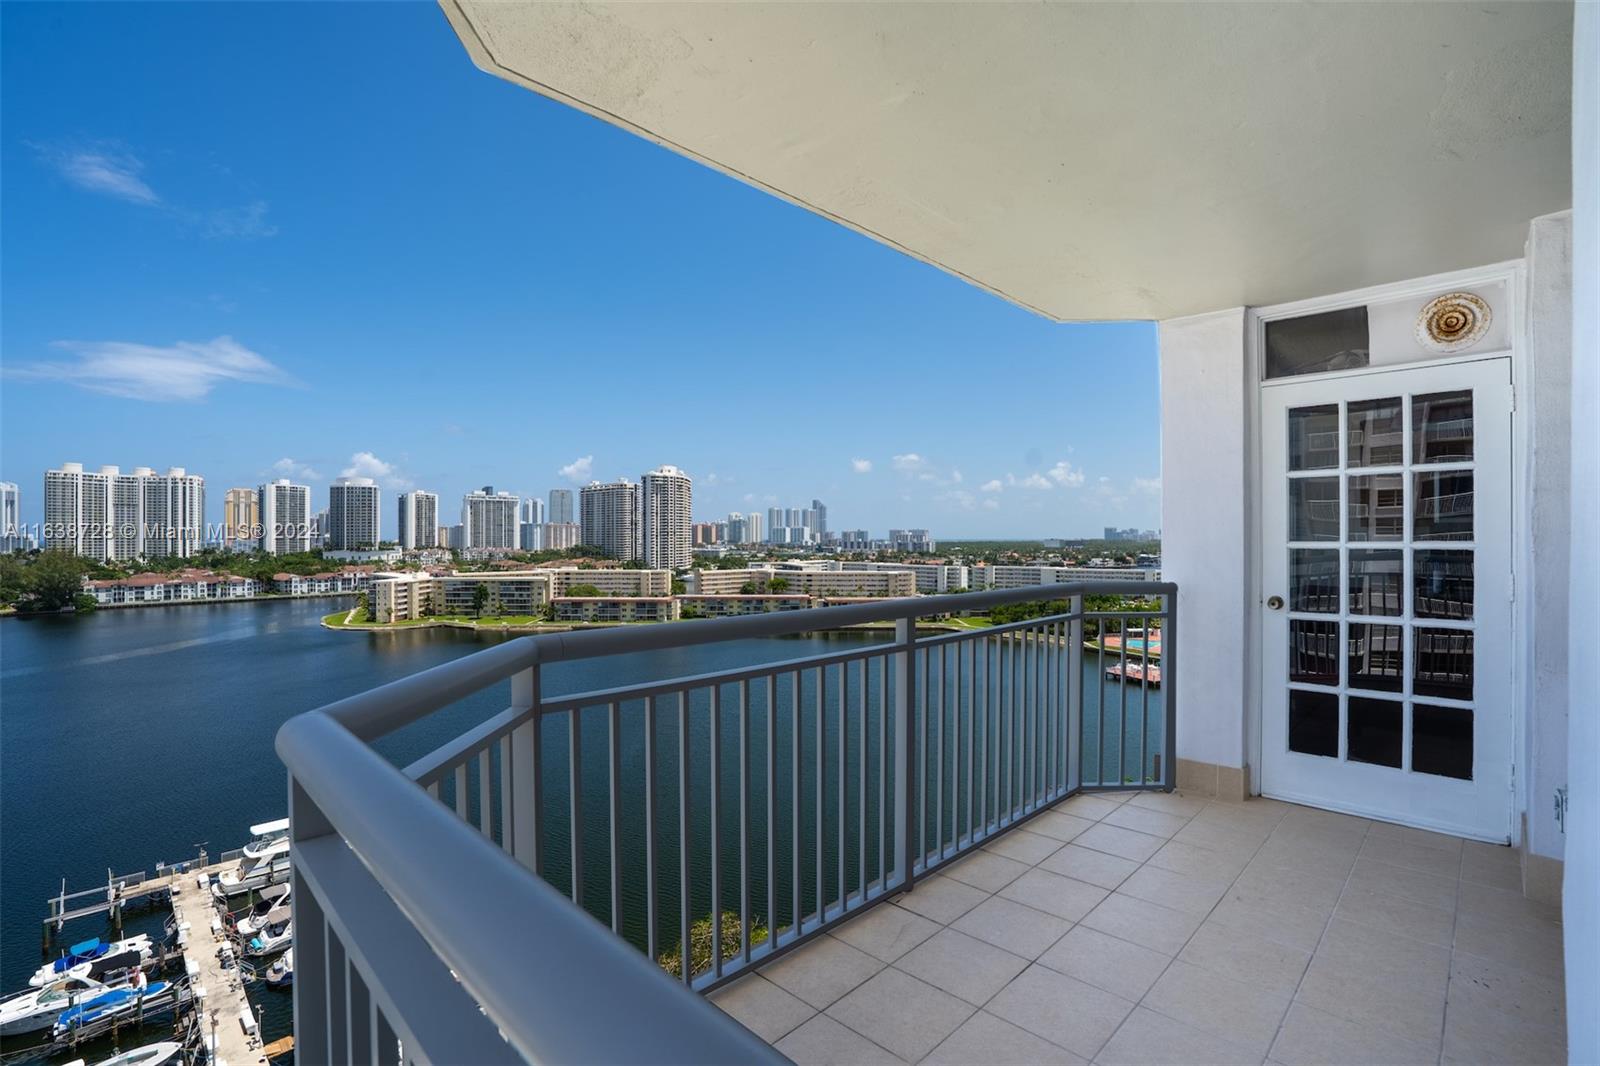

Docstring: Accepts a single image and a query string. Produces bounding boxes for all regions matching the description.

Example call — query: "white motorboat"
[245,918,292,957]
[234,883,291,937]
[241,818,290,860]
[28,937,153,987]
[93,1041,183,1066]
[0,976,107,1036]
[265,948,293,988]
[212,838,290,899]
[51,980,183,1039]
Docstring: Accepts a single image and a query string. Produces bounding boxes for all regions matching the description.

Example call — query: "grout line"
[1435,837,1466,1066]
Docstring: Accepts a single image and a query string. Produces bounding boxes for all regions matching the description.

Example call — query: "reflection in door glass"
[1414,704,1473,779]
[1348,550,1403,616]
[1413,391,1473,463]
[1348,475,1404,541]
[1290,550,1339,612]
[1347,623,1404,692]
[1290,478,1340,541]
[1348,697,1403,768]
[1288,689,1339,757]
[1289,620,1340,685]
[1415,628,1474,701]
[1289,406,1340,470]
[1347,398,1403,467]
[1414,550,1473,619]
[1415,471,1474,541]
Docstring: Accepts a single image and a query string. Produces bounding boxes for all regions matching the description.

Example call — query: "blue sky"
[1,3,1160,540]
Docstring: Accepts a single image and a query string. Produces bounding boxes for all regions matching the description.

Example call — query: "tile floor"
[708,791,1566,1065]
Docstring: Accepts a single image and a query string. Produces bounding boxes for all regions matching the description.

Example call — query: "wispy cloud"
[1010,472,1053,491]
[271,458,322,481]
[559,455,594,484]
[1047,460,1086,488]
[342,451,412,490]
[7,335,296,402]
[979,479,1004,493]
[851,458,873,474]
[204,200,277,239]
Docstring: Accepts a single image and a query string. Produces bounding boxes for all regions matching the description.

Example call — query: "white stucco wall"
[1159,309,1251,772]
[1524,211,1574,862]
[1563,3,1598,1059]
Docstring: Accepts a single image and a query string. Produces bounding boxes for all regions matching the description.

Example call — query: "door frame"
[1246,260,1531,838]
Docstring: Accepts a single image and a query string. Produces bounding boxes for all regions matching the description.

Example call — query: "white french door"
[1260,358,1513,841]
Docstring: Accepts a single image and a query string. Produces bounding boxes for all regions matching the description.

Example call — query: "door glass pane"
[1348,697,1403,768]
[1414,704,1473,779]
[1414,550,1473,620]
[1288,690,1339,757]
[1413,390,1473,463]
[1348,623,1404,692]
[1415,628,1473,701]
[1289,406,1339,470]
[1348,550,1403,616]
[1415,471,1474,541]
[1348,474,1404,541]
[1290,620,1340,685]
[1290,478,1340,541]
[1290,550,1340,613]
[1347,398,1403,467]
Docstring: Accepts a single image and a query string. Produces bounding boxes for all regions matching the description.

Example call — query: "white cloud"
[204,200,277,240]
[1047,460,1086,488]
[271,457,322,481]
[41,145,159,205]
[1008,472,1054,491]
[851,458,873,474]
[979,479,1004,494]
[891,453,926,473]
[1132,475,1162,495]
[342,451,411,490]
[559,455,594,484]
[937,489,977,511]
[8,335,295,402]
[702,472,729,487]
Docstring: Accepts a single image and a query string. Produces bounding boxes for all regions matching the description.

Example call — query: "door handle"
[1266,595,1285,610]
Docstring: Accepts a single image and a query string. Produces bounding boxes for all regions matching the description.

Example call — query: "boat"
[245,919,292,957]
[92,1041,184,1066]
[264,949,293,988]
[28,937,153,987]
[233,883,291,937]
[51,981,181,1039]
[241,818,290,860]
[211,838,290,899]
[0,976,107,1036]
[1106,661,1162,686]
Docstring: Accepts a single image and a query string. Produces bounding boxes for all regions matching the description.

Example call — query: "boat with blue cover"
[50,981,180,1039]
[28,936,153,987]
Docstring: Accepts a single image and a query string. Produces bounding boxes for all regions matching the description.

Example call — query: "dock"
[167,864,271,1066]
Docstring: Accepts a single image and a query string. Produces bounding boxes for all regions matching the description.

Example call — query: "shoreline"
[321,609,973,638]
[2,591,359,618]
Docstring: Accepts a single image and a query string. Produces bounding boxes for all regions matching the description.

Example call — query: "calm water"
[0,598,1161,1058]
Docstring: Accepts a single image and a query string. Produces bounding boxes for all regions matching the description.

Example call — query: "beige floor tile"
[1456,878,1562,931]
[1249,837,1361,883]
[709,973,816,1044]
[1459,840,1521,891]
[923,1010,1087,1065]
[1026,810,1097,843]
[1448,951,1566,1028]
[1297,957,1446,1046]
[1103,803,1191,838]
[891,875,987,925]
[1207,892,1332,955]
[1058,794,1126,821]
[1178,919,1312,995]
[774,1014,906,1065]
[941,850,1030,893]
[950,894,1074,959]
[1188,803,1286,838]
[1452,911,1565,980]
[1270,1002,1439,1066]
[1366,820,1464,855]
[1274,806,1371,841]
[999,867,1109,922]
[830,903,942,963]
[1171,819,1270,860]
[1074,822,1165,862]
[763,934,886,1009]
[1036,924,1171,1002]
[1142,959,1293,1058]
[1039,843,1140,890]
[982,827,1065,865]
[826,967,974,1062]
[1128,790,1210,818]
[894,928,1030,1006]
[1331,883,1456,948]
[1231,860,1348,915]
[1442,998,1566,1065]
[1359,833,1462,879]
[1345,855,1458,911]
[986,963,1136,1059]
[1314,917,1451,987]
[1148,838,1252,881]
[1117,863,1232,916]
[1097,1006,1263,1066]
[1080,892,1204,955]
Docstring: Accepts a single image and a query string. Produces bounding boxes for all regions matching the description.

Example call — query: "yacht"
[51,981,180,1039]
[211,837,290,899]
[233,884,290,937]
[264,948,293,988]
[86,1041,183,1066]
[29,937,153,987]
[241,818,290,860]
[246,919,292,957]
[0,976,106,1036]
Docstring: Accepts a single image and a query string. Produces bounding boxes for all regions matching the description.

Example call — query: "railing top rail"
[312,579,1175,741]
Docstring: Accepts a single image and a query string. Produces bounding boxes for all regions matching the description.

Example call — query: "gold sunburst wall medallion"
[1416,291,1492,353]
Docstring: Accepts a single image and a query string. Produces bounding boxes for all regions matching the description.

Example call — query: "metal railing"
[277,580,1174,1063]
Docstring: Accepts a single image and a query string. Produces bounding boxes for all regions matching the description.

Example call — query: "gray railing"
[277,580,1174,1063]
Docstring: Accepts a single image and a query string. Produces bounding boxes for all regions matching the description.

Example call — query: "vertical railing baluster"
[790,671,801,937]
[740,678,751,966]
[1140,612,1151,786]
[1096,610,1108,788]
[918,642,928,868]
[1119,608,1129,786]
[645,695,658,964]
[893,616,916,891]
[1069,593,1083,794]
[498,734,512,852]
[569,708,583,908]
[980,637,990,834]
[765,674,776,953]
[454,764,469,823]
[837,663,847,909]
[477,749,492,839]
[710,685,722,979]
[965,638,975,842]
[677,691,690,984]
[935,642,944,861]
[1163,593,1177,791]
[877,655,887,891]
[608,701,622,934]
[815,667,824,919]
[857,657,867,903]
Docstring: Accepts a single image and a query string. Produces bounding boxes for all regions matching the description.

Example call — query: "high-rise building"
[519,522,544,552]
[259,479,312,555]
[548,489,575,526]
[811,499,828,538]
[45,462,203,561]
[744,512,763,545]
[328,477,381,550]
[521,497,546,526]
[461,486,519,550]
[888,529,935,553]
[580,479,640,560]
[224,487,260,545]
[724,513,747,544]
[542,522,580,551]
[641,465,692,570]
[766,507,783,541]
[839,529,872,551]
[399,490,439,550]
[44,463,111,559]
[0,482,25,550]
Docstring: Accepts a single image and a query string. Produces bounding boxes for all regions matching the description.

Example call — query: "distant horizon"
[1,3,1160,541]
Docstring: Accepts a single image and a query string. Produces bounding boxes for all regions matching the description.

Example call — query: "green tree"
[768,577,790,593]
[472,583,490,617]
[670,577,687,595]
[566,583,605,598]
[20,551,95,611]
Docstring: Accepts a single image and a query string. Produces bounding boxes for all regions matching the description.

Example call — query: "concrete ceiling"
[441,2,1572,322]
